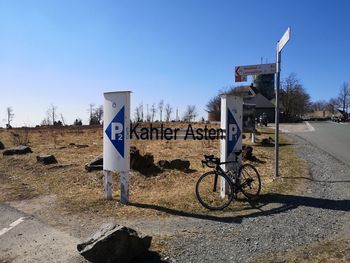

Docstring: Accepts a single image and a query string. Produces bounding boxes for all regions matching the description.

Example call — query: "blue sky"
[1,0,349,126]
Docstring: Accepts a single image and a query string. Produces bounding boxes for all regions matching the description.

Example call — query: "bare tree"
[158,100,164,122]
[88,103,95,124]
[146,104,151,122]
[134,103,143,122]
[328,98,339,114]
[41,117,51,126]
[165,104,173,122]
[94,105,103,124]
[310,100,328,111]
[47,104,58,125]
[183,105,197,122]
[60,114,66,126]
[87,104,103,125]
[6,107,14,128]
[151,103,157,122]
[280,73,310,119]
[337,82,350,114]
[140,103,144,121]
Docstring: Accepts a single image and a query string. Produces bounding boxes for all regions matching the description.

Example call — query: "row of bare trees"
[134,101,197,122]
[3,101,198,128]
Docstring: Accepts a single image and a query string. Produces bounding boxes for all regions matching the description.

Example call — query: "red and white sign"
[235,74,247,82]
[235,63,276,81]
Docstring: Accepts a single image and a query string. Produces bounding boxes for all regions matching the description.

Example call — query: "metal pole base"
[103,170,113,200]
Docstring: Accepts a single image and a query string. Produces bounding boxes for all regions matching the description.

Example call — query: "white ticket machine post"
[220,95,243,197]
[103,91,131,204]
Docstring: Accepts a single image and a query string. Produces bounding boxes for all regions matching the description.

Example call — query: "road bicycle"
[195,152,261,210]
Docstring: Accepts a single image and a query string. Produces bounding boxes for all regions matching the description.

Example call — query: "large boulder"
[0,141,4,150]
[77,223,152,263]
[85,148,161,176]
[85,155,103,172]
[130,147,160,175]
[3,145,32,156]
[169,159,190,171]
[36,154,58,165]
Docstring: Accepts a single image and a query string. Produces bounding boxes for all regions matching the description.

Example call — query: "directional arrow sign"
[235,63,276,80]
[105,106,125,158]
[234,71,247,82]
[278,27,291,52]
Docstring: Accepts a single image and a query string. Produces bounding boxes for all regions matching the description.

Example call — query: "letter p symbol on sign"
[228,124,238,141]
[111,123,123,140]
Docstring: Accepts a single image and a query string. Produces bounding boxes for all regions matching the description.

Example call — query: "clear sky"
[1,0,349,126]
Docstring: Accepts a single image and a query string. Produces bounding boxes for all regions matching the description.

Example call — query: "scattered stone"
[0,141,5,150]
[76,144,89,148]
[77,223,152,263]
[130,146,160,175]
[261,137,274,146]
[85,155,103,172]
[3,145,32,156]
[86,148,161,175]
[169,159,190,171]
[36,154,58,165]
[242,145,254,160]
[158,160,171,169]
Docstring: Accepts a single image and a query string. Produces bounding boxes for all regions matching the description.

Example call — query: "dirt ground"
[0,124,308,254]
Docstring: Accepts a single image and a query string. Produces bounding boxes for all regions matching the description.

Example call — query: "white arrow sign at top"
[235,63,276,78]
[278,27,291,52]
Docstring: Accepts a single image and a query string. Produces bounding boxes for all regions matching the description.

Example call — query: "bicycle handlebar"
[202,150,242,168]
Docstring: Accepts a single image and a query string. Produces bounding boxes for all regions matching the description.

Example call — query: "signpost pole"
[275,47,281,177]
[274,27,290,177]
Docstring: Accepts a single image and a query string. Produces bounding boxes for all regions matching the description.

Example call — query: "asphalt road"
[294,121,350,165]
[0,204,86,263]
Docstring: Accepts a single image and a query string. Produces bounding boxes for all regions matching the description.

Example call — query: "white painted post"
[103,91,131,203]
[220,95,243,197]
[251,132,255,143]
[103,170,112,199]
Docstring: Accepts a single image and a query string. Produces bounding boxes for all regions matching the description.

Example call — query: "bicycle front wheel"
[239,164,261,199]
[195,171,234,210]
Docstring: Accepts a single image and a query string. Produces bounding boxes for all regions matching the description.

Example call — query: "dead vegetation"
[0,124,308,220]
[256,235,350,263]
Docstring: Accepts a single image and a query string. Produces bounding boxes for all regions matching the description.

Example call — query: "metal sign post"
[103,91,131,203]
[220,95,243,197]
[275,27,291,177]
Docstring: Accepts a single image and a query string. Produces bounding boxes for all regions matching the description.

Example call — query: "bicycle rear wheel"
[195,171,235,210]
[239,164,261,199]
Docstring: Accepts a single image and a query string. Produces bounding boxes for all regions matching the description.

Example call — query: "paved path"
[293,121,350,165]
[0,204,86,262]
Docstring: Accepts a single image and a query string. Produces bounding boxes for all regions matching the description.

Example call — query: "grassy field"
[0,124,308,220]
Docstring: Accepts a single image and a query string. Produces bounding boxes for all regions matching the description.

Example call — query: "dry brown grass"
[0,124,308,220]
[256,236,350,263]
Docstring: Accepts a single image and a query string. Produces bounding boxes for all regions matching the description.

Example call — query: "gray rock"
[36,154,58,165]
[3,145,32,156]
[169,159,190,170]
[77,223,152,263]
[0,141,4,150]
[86,147,161,175]
[85,155,103,172]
